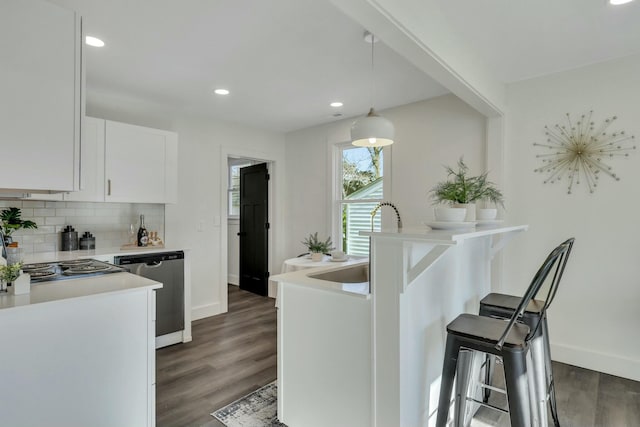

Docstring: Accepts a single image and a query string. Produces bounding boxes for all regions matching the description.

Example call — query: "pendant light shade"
[351,31,395,147]
[351,108,395,147]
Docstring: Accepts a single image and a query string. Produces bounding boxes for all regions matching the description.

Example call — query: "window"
[334,144,387,256]
[228,159,253,218]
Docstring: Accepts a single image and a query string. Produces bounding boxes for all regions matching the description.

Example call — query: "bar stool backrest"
[495,238,575,351]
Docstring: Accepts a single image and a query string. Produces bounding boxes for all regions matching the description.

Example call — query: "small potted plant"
[430,158,504,221]
[302,232,334,261]
[0,207,37,247]
[0,262,22,293]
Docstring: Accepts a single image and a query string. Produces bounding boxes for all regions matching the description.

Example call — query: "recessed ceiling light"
[330,102,343,108]
[214,88,230,95]
[609,0,634,5]
[85,36,105,47]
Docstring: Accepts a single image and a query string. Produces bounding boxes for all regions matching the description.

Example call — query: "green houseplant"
[0,208,37,245]
[302,232,334,261]
[0,262,22,292]
[430,158,504,221]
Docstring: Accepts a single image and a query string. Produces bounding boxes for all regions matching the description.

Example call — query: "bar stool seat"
[448,313,530,347]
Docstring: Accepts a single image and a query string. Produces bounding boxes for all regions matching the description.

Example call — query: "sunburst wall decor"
[533,111,636,194]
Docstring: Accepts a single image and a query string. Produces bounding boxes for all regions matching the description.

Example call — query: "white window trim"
[330,141,392,253]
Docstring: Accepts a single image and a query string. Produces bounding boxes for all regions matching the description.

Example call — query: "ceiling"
[47,0,640,132]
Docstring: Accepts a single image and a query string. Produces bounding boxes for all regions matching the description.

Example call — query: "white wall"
[504,54,640,381]
[284,94,486,258]
[87,90,286,320]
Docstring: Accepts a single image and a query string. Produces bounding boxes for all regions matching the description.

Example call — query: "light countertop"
[0,272,162,311]
[271,258,370,299]
[360,224,528,243]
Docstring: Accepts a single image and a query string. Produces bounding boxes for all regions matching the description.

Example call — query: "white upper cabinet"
[105,121,178,204]
[65,117,105,202]
[0,0,82,192]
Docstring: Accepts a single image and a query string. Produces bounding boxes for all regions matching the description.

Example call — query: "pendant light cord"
[370,33,375,109]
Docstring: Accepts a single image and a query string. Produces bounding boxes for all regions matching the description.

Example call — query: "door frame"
[220,146,276,313]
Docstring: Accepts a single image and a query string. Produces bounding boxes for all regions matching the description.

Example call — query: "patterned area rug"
[212,381,287,427]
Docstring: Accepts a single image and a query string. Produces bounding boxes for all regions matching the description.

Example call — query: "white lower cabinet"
[105,120,178,204]
[0,288,157,427]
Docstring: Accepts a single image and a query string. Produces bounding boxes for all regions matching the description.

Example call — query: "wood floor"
[157,285,640,427]
[156,285,277,427]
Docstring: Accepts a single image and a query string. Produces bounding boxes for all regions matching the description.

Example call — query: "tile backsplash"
[0,200,164,254]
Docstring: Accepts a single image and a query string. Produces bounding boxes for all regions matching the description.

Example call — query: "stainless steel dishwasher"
[114,251,184,346]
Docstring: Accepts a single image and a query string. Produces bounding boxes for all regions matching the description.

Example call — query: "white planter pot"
[453,203,476,222]
[310,252,324,262]
[477,208,497,220]
[11,273,30,295]
[434,207,467,222]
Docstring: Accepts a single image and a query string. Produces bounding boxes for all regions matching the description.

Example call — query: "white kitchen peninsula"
[272,224,527,427]
[0,273,161,427]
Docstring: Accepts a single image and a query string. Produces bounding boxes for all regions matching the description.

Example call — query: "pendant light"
[351,31,395,147]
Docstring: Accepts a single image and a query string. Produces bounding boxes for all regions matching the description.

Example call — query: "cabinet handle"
[107,179,112,196]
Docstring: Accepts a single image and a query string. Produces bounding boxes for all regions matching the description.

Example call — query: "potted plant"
[0,262,22,293]
[430,158,504,221]
[302,232,334,261]
[0,207,37,247]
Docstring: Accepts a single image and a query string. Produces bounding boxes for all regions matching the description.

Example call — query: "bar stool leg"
[436,336,462,427]
[530,335,549,427]
[541,318,561,426]
[454,349,474,427]
[483,354,494,403]
[503,351,532,427]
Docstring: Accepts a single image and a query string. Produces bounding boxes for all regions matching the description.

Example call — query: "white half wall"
[284,94,486,258]
[504,54,640,381]
[87,90,286,319]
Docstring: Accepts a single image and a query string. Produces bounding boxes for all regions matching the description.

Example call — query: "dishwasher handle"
[144,261,163,268]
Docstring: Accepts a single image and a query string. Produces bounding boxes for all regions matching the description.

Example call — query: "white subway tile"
[56,208,76,216]
[33,208,55,216]
[45,217,66,226]
[22,201,45,208]
[34,242,57,253]
[45,201,67,208]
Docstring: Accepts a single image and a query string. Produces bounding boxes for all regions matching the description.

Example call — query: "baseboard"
[192,302,222,321]
[228,274,239,285]
[551,342,640,382]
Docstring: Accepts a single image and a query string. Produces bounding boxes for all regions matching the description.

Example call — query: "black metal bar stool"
[480,237,574,427]
[435,238,574,427]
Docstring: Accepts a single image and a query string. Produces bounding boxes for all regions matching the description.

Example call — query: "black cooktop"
[22,259,127,283]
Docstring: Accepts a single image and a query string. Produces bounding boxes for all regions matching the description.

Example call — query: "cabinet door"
[65,117,105,202]
[0,0,81,192]
[105,121,176,204]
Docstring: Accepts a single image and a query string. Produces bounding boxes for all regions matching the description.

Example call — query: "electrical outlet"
[197,221,204,232]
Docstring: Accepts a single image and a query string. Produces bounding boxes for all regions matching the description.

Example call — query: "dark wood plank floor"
[156,285,277,427]
[157,285,640,427]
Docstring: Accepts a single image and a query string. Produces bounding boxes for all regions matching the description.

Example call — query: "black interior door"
[238,163,269,296]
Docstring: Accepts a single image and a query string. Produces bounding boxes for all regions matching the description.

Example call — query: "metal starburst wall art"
[533,111,636,194]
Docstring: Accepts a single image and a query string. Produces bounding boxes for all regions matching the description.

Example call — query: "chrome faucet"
[371,202,402,231]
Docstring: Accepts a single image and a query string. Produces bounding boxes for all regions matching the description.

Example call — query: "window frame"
[227,159,254,219]
[331,142,392,255]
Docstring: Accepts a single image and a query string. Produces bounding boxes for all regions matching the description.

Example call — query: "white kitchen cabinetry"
[0,0,82,193]
[23,117,105,202]
[105,120,178,204]
[0,280,159,427]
